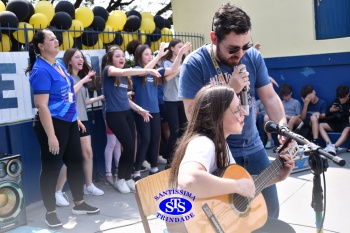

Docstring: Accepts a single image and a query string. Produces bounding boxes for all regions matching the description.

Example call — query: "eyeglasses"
[221,40,253,54]
[229,104,243,119]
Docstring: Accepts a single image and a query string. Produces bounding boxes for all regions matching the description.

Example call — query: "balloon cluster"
[0,0,173,52]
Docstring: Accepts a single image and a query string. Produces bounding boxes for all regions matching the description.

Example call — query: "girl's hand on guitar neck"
[276,153,295,182]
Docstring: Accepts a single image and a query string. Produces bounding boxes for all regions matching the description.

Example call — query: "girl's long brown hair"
[133,44,161,86]
[169,84,235,188]
[104,45,132,89]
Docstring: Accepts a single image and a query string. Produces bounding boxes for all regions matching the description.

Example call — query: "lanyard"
[207,44,228,84]
[39,56,71,88]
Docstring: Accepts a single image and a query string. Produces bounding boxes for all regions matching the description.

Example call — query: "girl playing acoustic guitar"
[169,84,296,233]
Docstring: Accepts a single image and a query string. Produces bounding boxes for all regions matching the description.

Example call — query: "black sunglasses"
[221,40,253,54]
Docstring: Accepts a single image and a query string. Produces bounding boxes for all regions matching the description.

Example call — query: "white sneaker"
[84,183,104,196]
[142,161,151,170]
[157,155,167,164]
[125,179,136,191]
[55,191,69,207]
[324,143,336,155]
[114,179,130,193]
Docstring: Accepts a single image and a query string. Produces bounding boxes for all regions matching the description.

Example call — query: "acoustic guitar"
[169,141,298,233]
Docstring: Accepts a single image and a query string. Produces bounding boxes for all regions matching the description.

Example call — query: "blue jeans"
[233,148,279,218]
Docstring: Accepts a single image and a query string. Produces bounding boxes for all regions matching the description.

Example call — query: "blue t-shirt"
[132,67,165,113]
[305,98,327,120]
[179,45,270,156]
[29,58,77,122]
[103,65,130,112]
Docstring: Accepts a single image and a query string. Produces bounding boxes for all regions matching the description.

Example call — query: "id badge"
[68,92,73,103]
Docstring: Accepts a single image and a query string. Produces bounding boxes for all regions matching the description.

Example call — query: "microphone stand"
[277,128,345,233]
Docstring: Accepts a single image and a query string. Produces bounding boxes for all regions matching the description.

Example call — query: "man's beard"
[216,45,241,67]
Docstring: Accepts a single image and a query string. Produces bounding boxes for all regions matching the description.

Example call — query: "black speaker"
[0,153,26,232]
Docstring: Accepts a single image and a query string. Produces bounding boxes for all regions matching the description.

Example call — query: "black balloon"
[90,16,106,32]
[6,0,30,22]
[0,11,19,29]
[148,27,161,42]
[111,32,123,46]
[81,28,98,46]
[92,6,109,22]
[50,12,72,30]
[126,10,141,20]
[55,1,75,19]
[164,19,171,29]
[73,37,83,50]
[154,15,165,29]
[24,0,35,23]
[123,15,141,32]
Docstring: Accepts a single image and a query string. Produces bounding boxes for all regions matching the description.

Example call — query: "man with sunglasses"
[179,2,288,221]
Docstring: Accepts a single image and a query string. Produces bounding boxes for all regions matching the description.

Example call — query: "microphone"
[264,121,346,167]
[239,66,249,116]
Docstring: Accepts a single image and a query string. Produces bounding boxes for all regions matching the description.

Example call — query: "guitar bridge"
[202,203,225,233]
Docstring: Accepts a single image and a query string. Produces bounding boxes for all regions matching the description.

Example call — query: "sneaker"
[133,176,142,182]
[125,179,136,191]
[114,179,130,193]
[265,139,274,149]
[45,212,62,228]
[157,155,167,164]
[105,175,114,186]
[84,183,104,196]
[55,191,69,207]
[142,161,151,170]
[336,147,347,154]
[72,201,100,215]
[324,143,336,155]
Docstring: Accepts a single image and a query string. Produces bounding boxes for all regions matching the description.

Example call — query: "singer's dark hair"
[212,2,251,42]
[279,84,293,97]
[169,84,235,188]
[336,85,349,99]
[301,85,314,99]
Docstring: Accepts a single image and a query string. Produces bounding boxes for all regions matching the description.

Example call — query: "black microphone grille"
[264,121,276,134]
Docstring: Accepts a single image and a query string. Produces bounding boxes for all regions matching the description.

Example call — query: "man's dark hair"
[212,2,251,42]
[336,85,349,99]
[301,85,314,99]
[279,84,293,97]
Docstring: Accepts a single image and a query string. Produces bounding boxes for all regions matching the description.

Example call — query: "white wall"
[172,0,350,58]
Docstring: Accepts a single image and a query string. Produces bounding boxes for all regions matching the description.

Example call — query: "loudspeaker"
[0,153,26,232]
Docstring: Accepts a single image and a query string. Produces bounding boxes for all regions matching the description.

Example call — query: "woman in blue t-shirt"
[26,29,99,228]
[103,45,159,194]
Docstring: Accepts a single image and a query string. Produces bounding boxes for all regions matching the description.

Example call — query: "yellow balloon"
[69,20,84,38]
[139,18,155,34]
[161,28,173,43]
[13,22,34,44]
[0,1,5,12]
[106,14,126,32]
[150,39,161,52]
[75,7,94,28]
[101,25,115,44]
[111,10,127,21]
[141,12,153,20]
[0,34,11,52]
[82,39,103,50]
[120,32,134,51]
[132,30,147,44]
[34,1,55,23]
[29,13,48,29]
[59,32,74,50]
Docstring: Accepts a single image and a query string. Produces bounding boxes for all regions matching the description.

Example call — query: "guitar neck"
[253,157,284,196]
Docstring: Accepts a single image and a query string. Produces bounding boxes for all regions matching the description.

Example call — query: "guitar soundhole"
[232,193,249,212]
